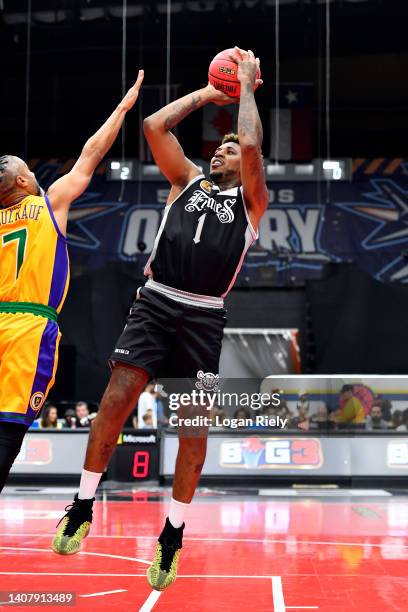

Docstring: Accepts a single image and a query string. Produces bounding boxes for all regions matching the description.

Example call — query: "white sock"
[168,497,189,528]
[78,469,103,500]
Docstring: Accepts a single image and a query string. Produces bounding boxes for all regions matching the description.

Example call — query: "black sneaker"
[52,494,94,555]
[147,517,185,591]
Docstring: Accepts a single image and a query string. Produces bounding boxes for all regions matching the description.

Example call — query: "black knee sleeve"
[0,422,28,493]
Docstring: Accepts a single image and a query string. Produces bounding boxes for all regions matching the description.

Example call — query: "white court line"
[0,572,277,578]
[1,534,407,549]
[258,489,391,497]
[81,589,127,598]
[0,546,150,565]
[0,572,147,577]
[138,590,162,612]
[272,576,285,612]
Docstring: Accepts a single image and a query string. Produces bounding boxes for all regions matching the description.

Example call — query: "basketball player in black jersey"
[52,48,268,591]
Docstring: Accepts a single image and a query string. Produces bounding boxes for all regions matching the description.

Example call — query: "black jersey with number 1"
[144,174,258,297]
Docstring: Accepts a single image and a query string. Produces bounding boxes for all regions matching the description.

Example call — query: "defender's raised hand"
[118,69,145,112]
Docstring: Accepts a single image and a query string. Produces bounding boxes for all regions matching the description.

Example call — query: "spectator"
[273,389,289,414]
[310,405,330,430]
[296,391,311,418]
[290,403,310,430]
[395,409,408,432]
[210,406,227,422]
[155,386,169,427]
[277,402,291,422]
[63,408,77,429]
[134,382,158,429]
[392,410,404,430]
[365,405,390,430]
[373,396,392,422]
[75,401,97,428]
[233,407,251,420]
[401,408,408,431]
[262,405,280,420]
[331,385,365,427]
[40,404,62,429]
[141,410,154,429]
[210,408,227,425]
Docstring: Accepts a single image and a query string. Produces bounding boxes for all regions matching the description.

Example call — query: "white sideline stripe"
[81,589,127,598]
[0,546,150,565]
[258,489,391,497]
[138,590,162,612]
[0,572,282,579]
[272,576,285,612]
[0,534,407,549]
[0,572,147,577]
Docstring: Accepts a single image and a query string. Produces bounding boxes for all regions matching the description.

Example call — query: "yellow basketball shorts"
[0,312,61,427]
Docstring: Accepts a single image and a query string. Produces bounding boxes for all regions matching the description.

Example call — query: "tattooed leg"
[83,364,149,473]
[172,402,209,503]
[172,436,208,503]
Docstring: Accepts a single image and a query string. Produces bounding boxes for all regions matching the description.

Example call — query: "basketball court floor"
[1,485,408,611]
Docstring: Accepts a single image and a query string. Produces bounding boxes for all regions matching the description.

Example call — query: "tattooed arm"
[233,48,268,230]
[143,85,233,203]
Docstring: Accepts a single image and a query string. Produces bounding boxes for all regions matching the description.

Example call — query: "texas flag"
[202,105,239,160]
[270,83,314,161]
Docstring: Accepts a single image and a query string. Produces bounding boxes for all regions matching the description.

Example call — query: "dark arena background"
[2,1,408,611]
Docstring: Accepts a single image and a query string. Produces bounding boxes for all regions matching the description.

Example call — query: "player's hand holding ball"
[208,46,262,102]
[230,46,262,91]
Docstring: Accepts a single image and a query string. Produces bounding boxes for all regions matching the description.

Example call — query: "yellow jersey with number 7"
[0,194,70,312]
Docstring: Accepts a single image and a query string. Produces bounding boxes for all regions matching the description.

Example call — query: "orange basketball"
[208,48,261,98]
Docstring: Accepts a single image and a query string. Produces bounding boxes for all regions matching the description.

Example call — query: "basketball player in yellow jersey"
[0,70,144,492]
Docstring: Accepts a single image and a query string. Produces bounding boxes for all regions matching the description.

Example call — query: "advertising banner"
[32,159,408,286]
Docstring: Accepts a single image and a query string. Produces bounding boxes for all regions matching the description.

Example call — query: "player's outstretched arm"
[47,69,144,234]
[143,85,233,202]
[232,48,268,230]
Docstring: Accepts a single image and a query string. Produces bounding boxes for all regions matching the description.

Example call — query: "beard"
[209,167,237,185]
[209,170,222,182]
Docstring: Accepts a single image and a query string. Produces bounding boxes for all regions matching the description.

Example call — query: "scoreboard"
[10,430,160,482]
[107,430,160,481]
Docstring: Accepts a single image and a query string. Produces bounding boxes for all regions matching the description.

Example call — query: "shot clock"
[107,430,160,482]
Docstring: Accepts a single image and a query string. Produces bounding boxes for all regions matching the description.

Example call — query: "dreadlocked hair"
[222,133,239,145]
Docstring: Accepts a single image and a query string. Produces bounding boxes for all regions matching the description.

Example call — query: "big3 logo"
[220,438,323,469]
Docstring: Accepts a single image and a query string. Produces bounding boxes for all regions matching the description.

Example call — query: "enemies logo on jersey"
[185,190,236,223]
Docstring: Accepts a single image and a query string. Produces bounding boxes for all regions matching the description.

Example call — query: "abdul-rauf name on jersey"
[184,189,237,224]
[0,202,44,227]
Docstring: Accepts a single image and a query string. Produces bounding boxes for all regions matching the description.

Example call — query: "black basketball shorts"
[110,287,227,379]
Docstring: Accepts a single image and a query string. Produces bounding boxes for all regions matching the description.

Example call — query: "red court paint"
[1,497,408,611]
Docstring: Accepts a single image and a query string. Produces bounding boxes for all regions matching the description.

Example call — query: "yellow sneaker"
[52,494,94,555]
[147,518,184,591]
